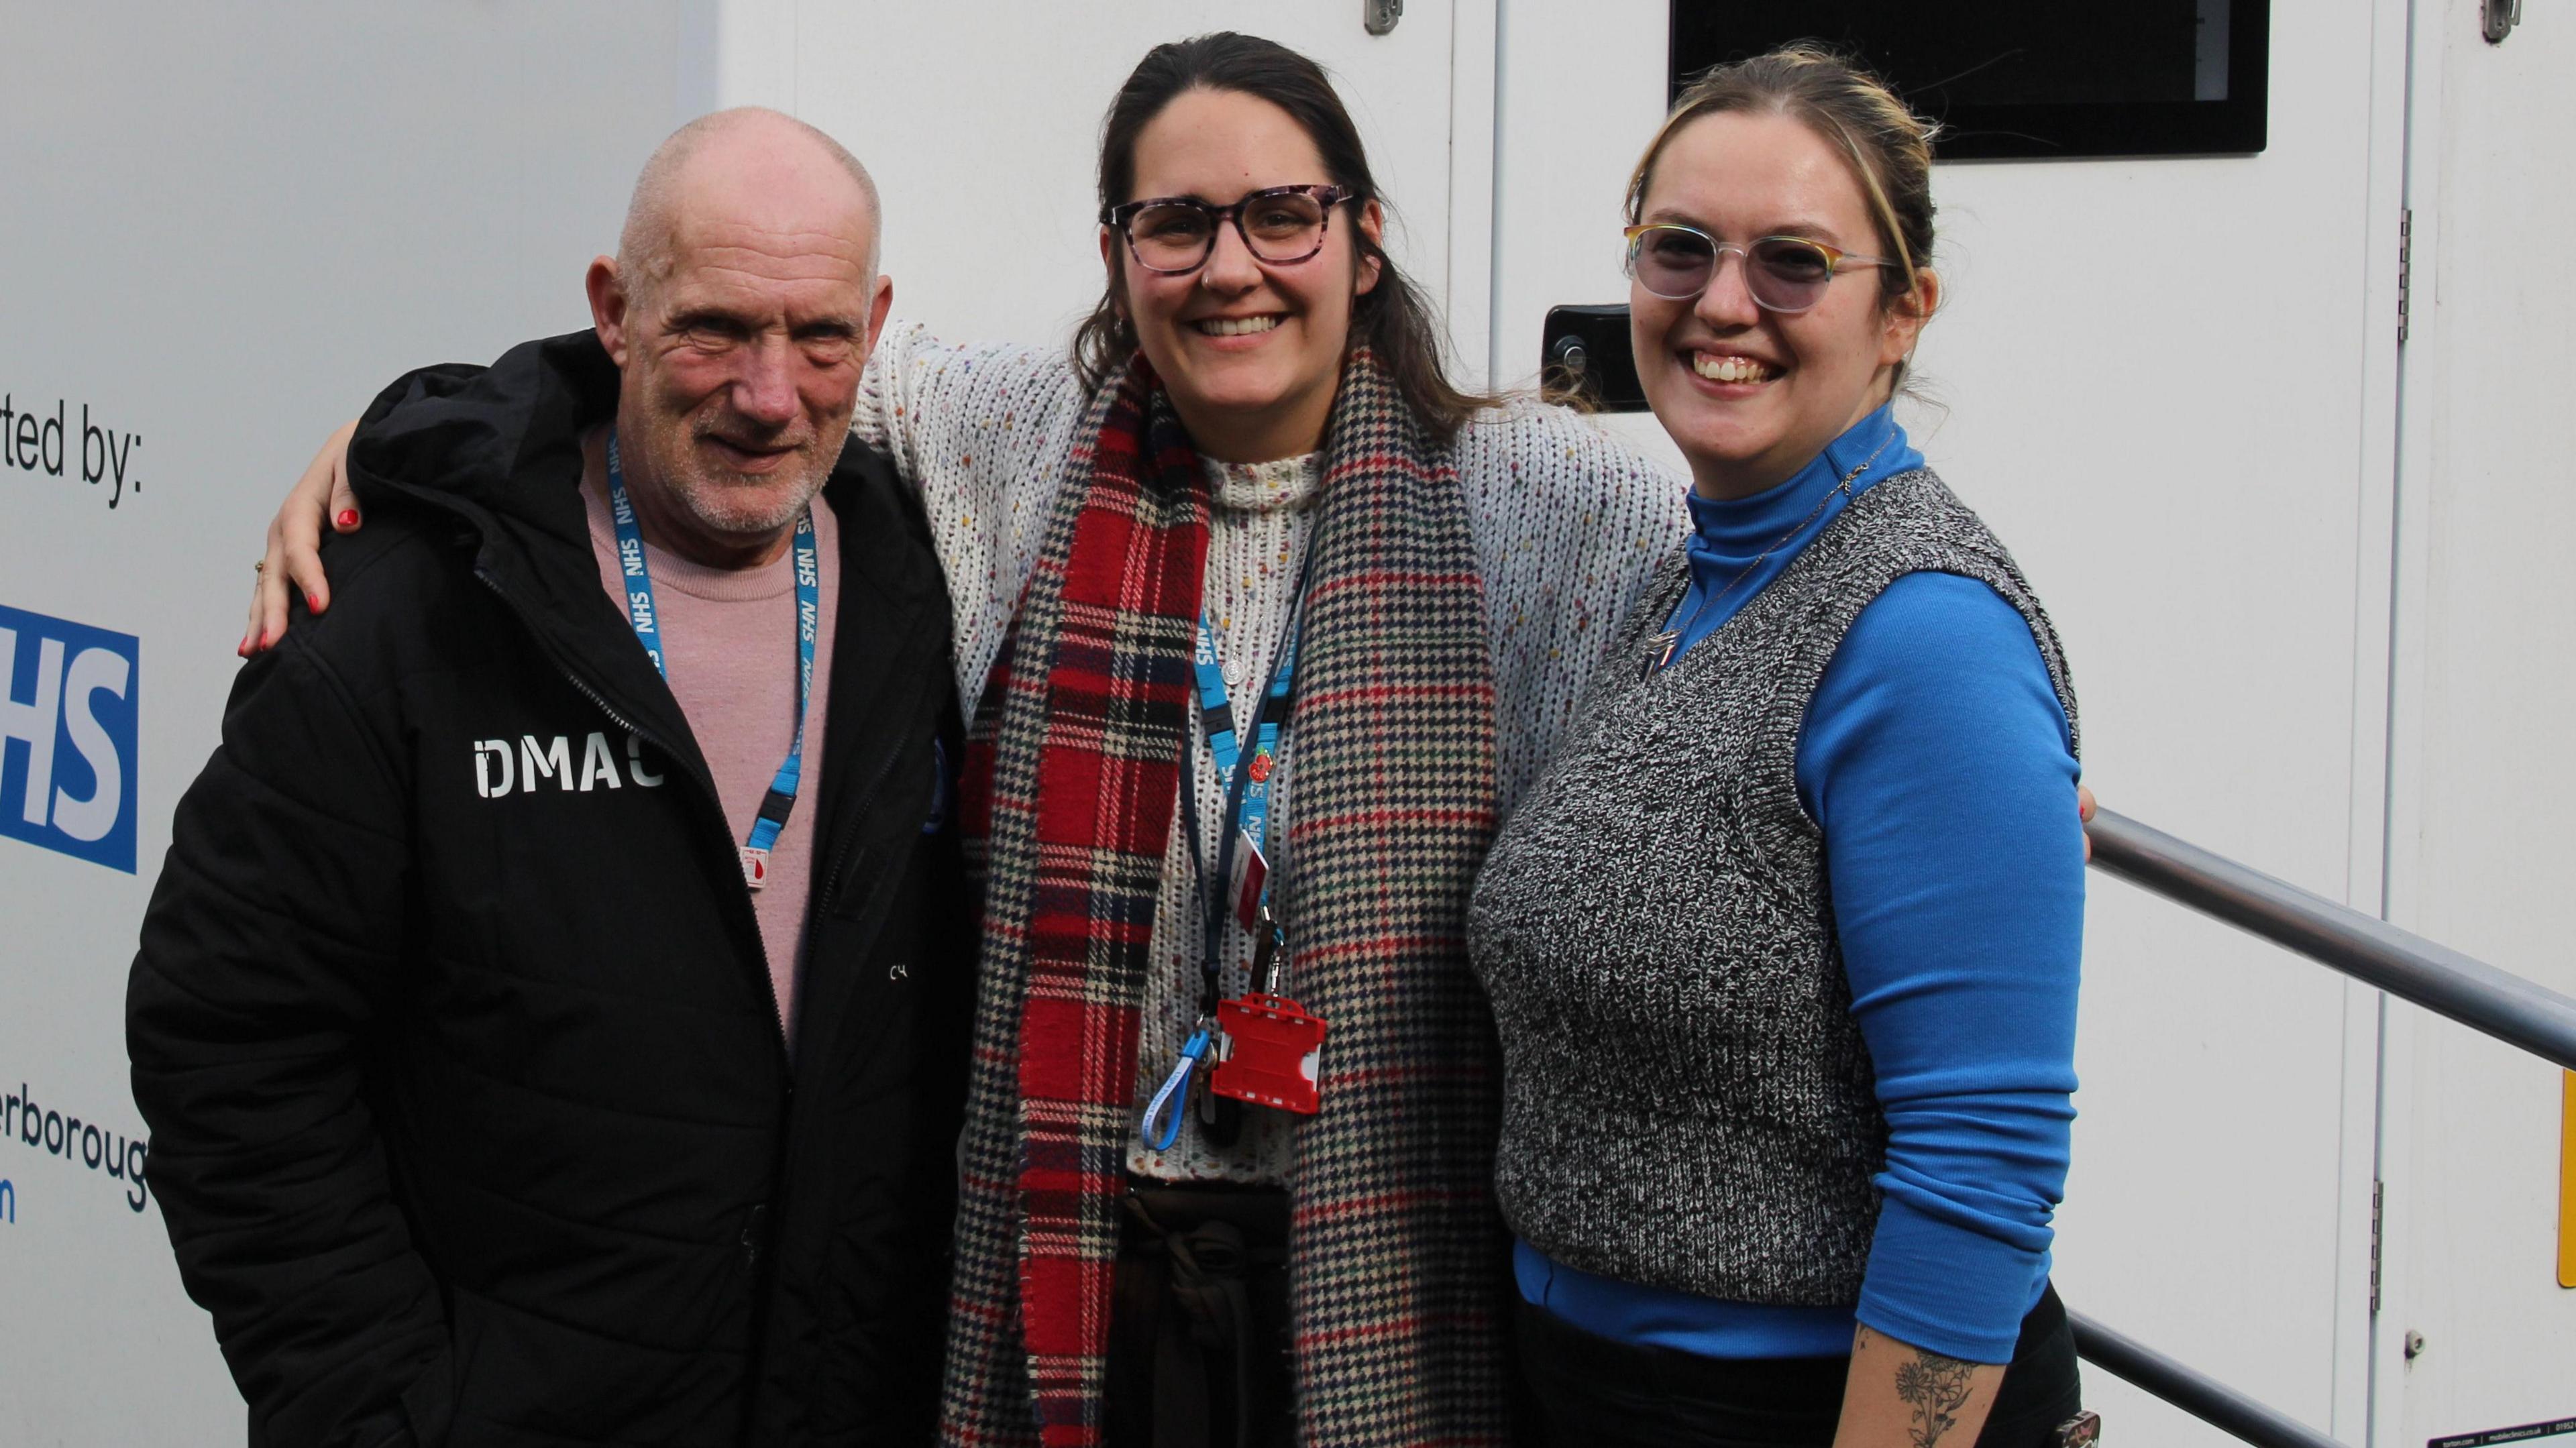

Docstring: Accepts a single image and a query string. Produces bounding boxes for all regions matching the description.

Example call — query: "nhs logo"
[0,603,138,873]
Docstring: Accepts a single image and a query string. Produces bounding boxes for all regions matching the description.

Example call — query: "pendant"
[1641,629,1681,680]
[740,845,771,891]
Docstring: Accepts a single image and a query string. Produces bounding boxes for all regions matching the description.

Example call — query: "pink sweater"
[578,444,839,1046]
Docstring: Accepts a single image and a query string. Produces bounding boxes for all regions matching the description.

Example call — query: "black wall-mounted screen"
[1670,2,2269,160]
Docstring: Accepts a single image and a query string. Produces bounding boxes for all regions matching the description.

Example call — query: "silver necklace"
[1641,431,1896,679]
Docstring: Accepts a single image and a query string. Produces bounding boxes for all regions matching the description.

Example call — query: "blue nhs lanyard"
[606,435,818,889]
[1188,603,1301,972]
[1139,601,1303,1154]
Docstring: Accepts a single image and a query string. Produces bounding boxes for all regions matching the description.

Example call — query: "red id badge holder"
[1207,843,1328,1115]
[1210,993,1327,1114]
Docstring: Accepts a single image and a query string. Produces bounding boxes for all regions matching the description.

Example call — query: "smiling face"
[590,119,892,567]
[1102,87,1383,463]
[1630,109,1933,500]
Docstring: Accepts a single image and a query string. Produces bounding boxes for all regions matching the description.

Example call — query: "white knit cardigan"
[852,320,1685,1180]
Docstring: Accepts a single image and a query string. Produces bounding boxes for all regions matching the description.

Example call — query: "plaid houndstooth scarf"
[941,350,1511,1447]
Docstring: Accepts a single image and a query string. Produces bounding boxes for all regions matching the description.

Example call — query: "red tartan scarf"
[941,351,1513,1447]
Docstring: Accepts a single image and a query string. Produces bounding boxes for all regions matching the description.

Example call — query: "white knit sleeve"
[1453,399,1689,816]
[855,319,1094,708]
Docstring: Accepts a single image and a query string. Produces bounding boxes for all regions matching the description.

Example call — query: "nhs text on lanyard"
[607,436,818,891]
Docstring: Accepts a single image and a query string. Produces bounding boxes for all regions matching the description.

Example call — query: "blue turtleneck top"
[1513,404,2084,1365]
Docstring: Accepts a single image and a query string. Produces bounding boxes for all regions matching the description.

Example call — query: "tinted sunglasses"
[1623,223,1900,314]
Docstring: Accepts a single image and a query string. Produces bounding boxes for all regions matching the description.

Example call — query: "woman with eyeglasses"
[1466,46,2088,1448]
[241,32,1680,1447]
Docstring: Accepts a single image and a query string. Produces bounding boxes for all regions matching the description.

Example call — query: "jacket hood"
[347,329,619,549]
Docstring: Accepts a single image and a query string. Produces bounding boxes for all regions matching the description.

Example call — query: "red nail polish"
[307,593,321,612]
[337,510,360,528]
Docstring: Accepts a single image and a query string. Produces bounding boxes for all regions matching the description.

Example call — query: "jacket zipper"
[473,567,794,1060]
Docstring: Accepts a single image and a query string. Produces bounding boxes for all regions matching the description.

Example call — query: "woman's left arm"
[1796,571,2086,1445]
[1838,1325,2006,1447]
[1450,401,1688,812]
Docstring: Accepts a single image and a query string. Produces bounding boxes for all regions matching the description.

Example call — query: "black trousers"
[1104,1180,1297,1448]
[1517,1283,2084,1448]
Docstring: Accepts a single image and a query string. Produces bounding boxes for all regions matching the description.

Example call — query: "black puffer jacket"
[128,333,973,1447]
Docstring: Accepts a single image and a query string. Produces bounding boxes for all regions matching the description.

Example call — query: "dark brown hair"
[1072,32,1489,443]
[1631,44,1939,325]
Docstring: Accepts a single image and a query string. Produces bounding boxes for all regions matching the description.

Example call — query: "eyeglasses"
[1623,223,1899,314]
[1105,184,1357,275]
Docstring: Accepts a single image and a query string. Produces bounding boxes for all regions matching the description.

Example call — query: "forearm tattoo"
[1896,1349,1978,1444]
[1858,1327,1982,1447]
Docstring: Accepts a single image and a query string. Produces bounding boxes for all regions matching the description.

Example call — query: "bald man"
[128,110,971,1447]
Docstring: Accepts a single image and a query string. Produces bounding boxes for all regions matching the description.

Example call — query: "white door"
[2377,3,2576,1443]
[1487,2,2406,1441]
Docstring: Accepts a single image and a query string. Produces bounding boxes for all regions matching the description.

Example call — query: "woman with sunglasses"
[243,33,1680,1447]
[1467,46,2088,1448]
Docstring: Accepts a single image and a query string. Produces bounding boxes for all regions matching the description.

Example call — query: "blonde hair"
[1628,44,1938,313]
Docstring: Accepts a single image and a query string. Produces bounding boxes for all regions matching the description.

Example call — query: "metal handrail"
[2068,807,2576,1447]
[2068,1311,2349,1448]
[2086,807,2576,1072]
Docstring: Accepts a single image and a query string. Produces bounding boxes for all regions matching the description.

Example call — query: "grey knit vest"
[1466,468,2078,1307]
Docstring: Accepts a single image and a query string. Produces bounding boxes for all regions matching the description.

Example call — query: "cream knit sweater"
[853,321,1684,1181]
